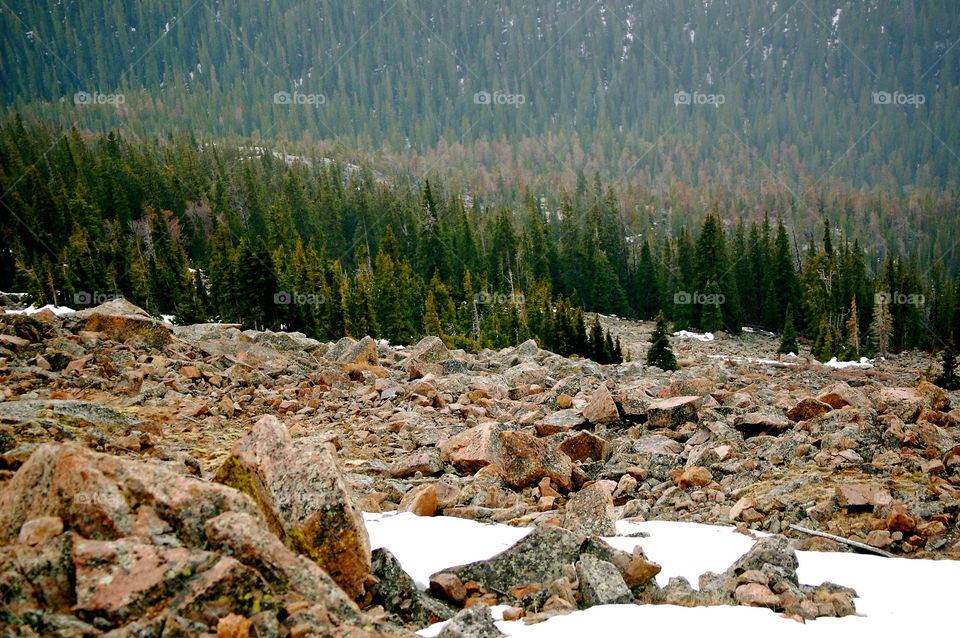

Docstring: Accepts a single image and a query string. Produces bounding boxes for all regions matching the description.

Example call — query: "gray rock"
[440,526,582,592]
[576,554,633,607]
[564,483,616,536]
[370,548,456,627]
[438,603,503,638]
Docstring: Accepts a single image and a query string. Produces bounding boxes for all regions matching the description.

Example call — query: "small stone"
[217,614,252,638]
[439,603,504,638]
[430,572,467,604]
[399,484,438,517]
[735,583,780,608]
[678,466,712,490]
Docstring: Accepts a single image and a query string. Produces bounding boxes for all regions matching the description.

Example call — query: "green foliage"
[646,311,679,371]
[777,304,798,355]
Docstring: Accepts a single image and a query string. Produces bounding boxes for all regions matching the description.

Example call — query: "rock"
[217,614,253,638]
[557,431,610,463]
[496,430,573,490]
[72,536,269,625]
[439,423,508,473]
[885,503,916,532]
[430,572,467,605]
[787,397,833,421]
[621,547,662,588]
[0,443,257,546]
[835,483,892,509]
[214,415,371,599]
[733,408,792,437]
[876,387,929,423]
[564,482,616,536]
[535,409,586,435]
[734,583,780,608]
[583,385,620,425]
[627,435,683,480]
[80,298,172,348]
[440,526,582,592]
[18,515,63,545]
[389,448,444,477]
[328,336,378,366]
[677,466,713,490]
[729,536,799,584]
[0,333,30,351]
[669,377,715,397]
[370,548,456,626]
[728,497,756,522]
[399,484,439,517]
[817,382,870,410]
[865,530,893,548]
[438,603,503,638]
[576,554,632,607]
[405,335,451,364]
[646,396,702,428]
[203,511,366,622]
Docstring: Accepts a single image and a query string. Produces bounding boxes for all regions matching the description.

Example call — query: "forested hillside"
[2,0,958,191]
[1,120,956,360]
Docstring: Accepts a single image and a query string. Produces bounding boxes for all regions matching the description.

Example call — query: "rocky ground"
[0,298,957,636]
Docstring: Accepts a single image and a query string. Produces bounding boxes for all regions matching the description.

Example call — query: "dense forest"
[1,119,957,361]
[2,0,958,192]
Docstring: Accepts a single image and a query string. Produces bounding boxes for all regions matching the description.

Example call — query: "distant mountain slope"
[2,0,958,188]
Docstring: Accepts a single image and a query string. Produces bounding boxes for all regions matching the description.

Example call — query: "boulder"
[583,385,620,425]
[389,448,444,478]
[214,415,371,599]
[439,526,582,592]
[817,382,870,410]
[496,430,573,490]
[78,298,171,348]
[0,443,257,546]
[576,554,633,607]
[535,409,586,435]
[669,377,715,397]
[438,603,503,638]
[787,397,833,422]
[398,484,439,517]
[564,482,616,536]
[557,430,610,463]
[370,548,456,627]
[439,423,508,473]
[835,483,893,509]
[733,408,792,437]
[646,396,702,428]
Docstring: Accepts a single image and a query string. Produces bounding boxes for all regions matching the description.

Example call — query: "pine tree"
[589,315,605,363]
[778,303,798,355]
[700,280,724,332]
[936,339,960,390]
[646,310,679,371]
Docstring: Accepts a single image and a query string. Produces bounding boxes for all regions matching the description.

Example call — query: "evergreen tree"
[871,294,893,357]
[778,303,798,355]
[646,310,679,371]
[936,339,960,390]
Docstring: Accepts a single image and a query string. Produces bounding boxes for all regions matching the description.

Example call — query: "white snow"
[363,514,957,636]
[708,353,800,367]
[823,356,873,369]
[3,304,75,316]
[672,330,714,342]
[160,314,175,325]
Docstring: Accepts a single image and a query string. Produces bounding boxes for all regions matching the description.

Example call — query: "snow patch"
[364,514,957,637]
[673,330,714,342]
[4,304,75,316]
[823,356,872,369]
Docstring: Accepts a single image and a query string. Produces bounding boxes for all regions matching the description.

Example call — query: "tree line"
[1,120,957,362]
